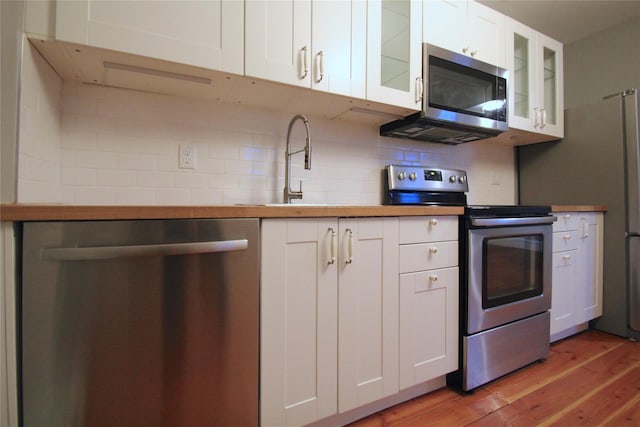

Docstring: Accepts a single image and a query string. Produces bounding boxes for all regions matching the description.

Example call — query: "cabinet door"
[535,33,564,138]
[261,219,338,426]
[506,18,537,130]
[399,267,458,390]
[368,0,423,109]
[466,0,506,68]
[245,0,312,88]
[338,218,399,413]
[56,0,243,73]
[551,250,577,336]
[423,0,466,56]
[312,1,366,97]
[423,0,505,68]
[577,214,604,322]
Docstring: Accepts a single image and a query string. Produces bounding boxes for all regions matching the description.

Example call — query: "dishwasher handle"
[41,239,249,261]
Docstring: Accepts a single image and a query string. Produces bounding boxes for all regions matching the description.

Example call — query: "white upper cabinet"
[423,0,506,68]
[55,0,244,74]
[367,0,423,109]
[506,18,564,138]
[245,0,366,98]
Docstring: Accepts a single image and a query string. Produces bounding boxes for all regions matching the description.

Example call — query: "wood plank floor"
[350,330,640,426]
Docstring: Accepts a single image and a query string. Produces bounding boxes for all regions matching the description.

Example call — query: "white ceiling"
[477,0,640,44]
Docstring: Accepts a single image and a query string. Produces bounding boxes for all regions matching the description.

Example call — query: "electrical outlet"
[179,144,196,169]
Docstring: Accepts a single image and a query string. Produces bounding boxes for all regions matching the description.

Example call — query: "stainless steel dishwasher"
[20,218,259,427]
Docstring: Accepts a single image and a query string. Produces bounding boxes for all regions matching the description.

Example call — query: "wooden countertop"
[1,204,607,221]
[551,205,607,212]
[0,204,465,221]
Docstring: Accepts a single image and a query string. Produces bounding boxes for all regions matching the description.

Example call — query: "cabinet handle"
[429,246,438,255]
[581,218,589,239]
[345,228,353,264]
[429,218,438,227]
[533,107,541,127]
[540,108,547,128]
[315,50,324,83]
[470,50,477,57]
[562,234,571,241]
[463,47,469,54]
[429,274,438,282]
[562,254,572,262]
[328,227,336,265]
[415,77,424,104]
[299,46,308,80]
[563,214,571,221]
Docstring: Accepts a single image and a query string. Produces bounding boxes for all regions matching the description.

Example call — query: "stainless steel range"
[385,165,555,391]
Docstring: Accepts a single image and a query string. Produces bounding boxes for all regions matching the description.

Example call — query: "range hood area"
[380,112,502,144]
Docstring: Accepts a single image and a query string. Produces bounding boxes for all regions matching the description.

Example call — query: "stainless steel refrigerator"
[518,88,640,339]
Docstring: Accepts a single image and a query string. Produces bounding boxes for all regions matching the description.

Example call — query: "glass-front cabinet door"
[367,0,422,110]
[537,32,563,138]
[506,18,563,139]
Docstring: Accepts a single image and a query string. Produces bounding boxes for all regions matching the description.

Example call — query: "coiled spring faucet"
[284,114,312,203]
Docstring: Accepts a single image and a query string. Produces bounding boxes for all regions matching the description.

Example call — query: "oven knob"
[449,175,457,183]
[397,172,407,180]
[458,175,467,184]
[409,172,417,181]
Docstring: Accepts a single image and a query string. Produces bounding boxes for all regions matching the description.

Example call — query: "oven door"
[466,222,552,335]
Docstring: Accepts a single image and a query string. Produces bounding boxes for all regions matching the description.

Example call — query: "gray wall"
[518,17,640,337]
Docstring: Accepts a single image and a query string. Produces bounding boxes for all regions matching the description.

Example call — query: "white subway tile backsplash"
[117,153,156,171]
[19,45,517,206]
[174,172,207,189]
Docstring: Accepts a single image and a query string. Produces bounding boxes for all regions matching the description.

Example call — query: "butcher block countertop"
[551,205,607,212]
[0,204,465,221]
[0,204,607,222]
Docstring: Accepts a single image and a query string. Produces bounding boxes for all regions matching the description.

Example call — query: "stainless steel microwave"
[380,44,509,144]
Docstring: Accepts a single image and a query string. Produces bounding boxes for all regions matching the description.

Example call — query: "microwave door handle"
[415,76,424,104]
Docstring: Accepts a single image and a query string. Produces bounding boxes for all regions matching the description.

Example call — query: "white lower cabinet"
[260,217,399,426]
[550,212,603,341]
[576,213,604,323]
[398,216,459,390]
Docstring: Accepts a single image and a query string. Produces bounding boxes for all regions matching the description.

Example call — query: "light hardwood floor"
[350,330,640,426]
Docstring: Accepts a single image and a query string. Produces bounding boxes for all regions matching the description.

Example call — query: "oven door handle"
[470,216,557,227]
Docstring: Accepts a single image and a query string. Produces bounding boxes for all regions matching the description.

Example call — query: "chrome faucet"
[284,114,312,203]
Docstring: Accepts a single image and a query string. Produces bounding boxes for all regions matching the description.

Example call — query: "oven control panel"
[386,165,469,192]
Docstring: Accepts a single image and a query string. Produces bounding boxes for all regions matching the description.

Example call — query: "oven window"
[482,234,544,308]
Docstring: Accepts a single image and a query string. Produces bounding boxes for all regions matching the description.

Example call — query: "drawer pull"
[429,247,438,255]
[562,254,572,262]
[563,214,571,220]
[429,218,438,226]
[429,274,438,282]
[563,234,572,241]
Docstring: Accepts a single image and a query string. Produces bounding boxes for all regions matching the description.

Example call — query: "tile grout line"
[502,339,627,403]
[535,358,640,426]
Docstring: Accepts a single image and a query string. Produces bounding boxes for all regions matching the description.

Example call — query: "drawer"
[553,230,579,252]
[553,212,580,232]
[399,216,458,244]
[400,241,458,274]
[400,266,459,294]
[553,250,577,268]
